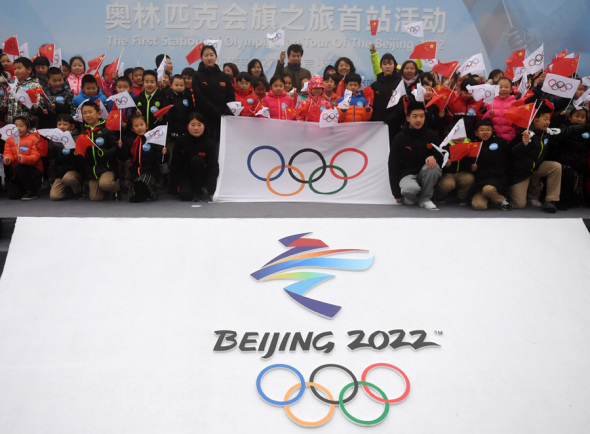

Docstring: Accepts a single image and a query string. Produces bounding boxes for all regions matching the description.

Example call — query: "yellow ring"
[284,381,335,427]
[266,164,305,197]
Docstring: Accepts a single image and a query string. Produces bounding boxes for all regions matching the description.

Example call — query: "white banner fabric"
[214,117,395,204]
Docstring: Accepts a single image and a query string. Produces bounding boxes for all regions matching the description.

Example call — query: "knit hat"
[308,75,325,90]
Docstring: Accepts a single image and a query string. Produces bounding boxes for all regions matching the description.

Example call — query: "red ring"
[329,148,368,180]
[361,363,410,404]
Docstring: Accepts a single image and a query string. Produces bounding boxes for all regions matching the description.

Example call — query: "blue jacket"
[72,88,108,109]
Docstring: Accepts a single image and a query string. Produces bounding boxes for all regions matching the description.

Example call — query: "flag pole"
[474,141,483,164]
[526,101,543,131]
[119,109,122,141]
[162,122,168,163]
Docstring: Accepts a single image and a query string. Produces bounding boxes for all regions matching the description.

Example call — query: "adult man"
[273,44,311,91]
[388,101,443,210]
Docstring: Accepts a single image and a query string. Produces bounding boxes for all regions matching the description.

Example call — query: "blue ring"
[247,146,285,181]
[256,364,305,406]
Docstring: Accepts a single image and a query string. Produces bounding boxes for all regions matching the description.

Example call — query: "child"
[160,71,171,91]
[3,116,44,200]
[233,72,257,117]
[49,114,84,200]
[552,104,590,209]
[261,75,294,120]
[72,74,107,109]
[0,57,47,124]
[106,77,134,130]
[295,77,310,107]
[155,54,173,75]
[33,56,50,87]
[134,70,166,129]
[252,77,268,103]
[163,74,195,159]
[0,53,14,77]
[448,76,485,141]
[131,66,144,97]
[335,73,372,123]
[39,66,74,129]
[181,67,195,91]
[470,120,512,210]
[283,75,295,99]
[121,114,168,202]
[483,77,517,142]
[322,73,339,105]
[171,113,219,201]
[61,60,70,79]
[79,101,121,201]
[67,56,86,96]
[509,103,590,212]
[296,76,333,122]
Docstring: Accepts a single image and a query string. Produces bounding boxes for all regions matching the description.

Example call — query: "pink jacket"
[67,73,84,96]
[262,91,294,120]
[484,95,517,142]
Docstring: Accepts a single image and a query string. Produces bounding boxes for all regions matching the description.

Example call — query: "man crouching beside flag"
[388,101,443,210]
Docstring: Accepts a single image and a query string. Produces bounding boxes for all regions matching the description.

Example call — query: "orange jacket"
[3,133,44,173]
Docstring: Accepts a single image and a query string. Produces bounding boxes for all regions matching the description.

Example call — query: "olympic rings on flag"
[407,26,421,34]
[147,129,165,140]
[114,96,129,105]
[321,112,338,122]
[247,146,368,196]
[528,54,544,66]
[256,363,410,427]
[547,79,573,92]
[464,59,479,68]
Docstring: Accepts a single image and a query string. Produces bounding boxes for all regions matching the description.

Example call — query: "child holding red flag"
[233,72,258,117]
[448,76,485,141]
[0,57,47,124]
[134,70,167,129]
[483,78,517,142]
[470,120,512,211]
[38,67,73,129]
[335,74,372,123]
[3,116,44,200]
[261,75,294,120]
[72,75,108,109]
[78,101,121,201]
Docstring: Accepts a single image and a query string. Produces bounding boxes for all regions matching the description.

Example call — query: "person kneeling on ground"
[388,101,443,210]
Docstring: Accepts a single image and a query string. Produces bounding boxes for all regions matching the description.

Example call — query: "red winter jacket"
[234,85,258,117]
[262,91,294,120]
[296,95,333,122]
[3,133,44,173]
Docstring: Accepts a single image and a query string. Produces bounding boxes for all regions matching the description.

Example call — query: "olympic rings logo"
[256,363,410,427]
[17,96,27,104]
[147,129,165,140]
[113,96,129,105]
[484,90,493,98]
[548,79,573,92]
[5,128,19,137]
[46,134,70,145]
[247,146,368,196]
[321,112,338,122]
[407,26,421,34]
[464,59,479,68]
[270,33,282,42]
[528,54,543,66]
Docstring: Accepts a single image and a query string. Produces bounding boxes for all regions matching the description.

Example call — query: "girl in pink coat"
[483,78,517,142]
[262,75,294,120]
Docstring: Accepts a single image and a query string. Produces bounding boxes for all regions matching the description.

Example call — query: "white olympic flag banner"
[214,117,394,204]
[0,217,590,433]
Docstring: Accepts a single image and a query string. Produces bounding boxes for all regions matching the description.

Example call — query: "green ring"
[339,381,389,426]
[308,165,347,195]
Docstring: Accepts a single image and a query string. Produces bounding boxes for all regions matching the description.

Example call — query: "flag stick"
[119,109,122,141]
[474,142,483,164]
[527,101,543,131]
[162,123,168,163]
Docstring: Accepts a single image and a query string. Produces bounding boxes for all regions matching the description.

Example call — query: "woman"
[192,45,235,142]
[247,59,266,80]
[400,60,420,94]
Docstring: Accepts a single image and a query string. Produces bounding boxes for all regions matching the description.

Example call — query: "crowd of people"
[0,40,589,211]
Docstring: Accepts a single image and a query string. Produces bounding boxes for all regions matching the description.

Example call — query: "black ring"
[309,364,359,405]
[288,148,326,184]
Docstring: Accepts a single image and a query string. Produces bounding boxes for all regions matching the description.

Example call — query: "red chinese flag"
[555,50,567,59]
[39,44,55,61]
[370,20,379,36]
[26,87,47,104]
[284,107,298,120]
[186,43,205,65]
[450,142,481,162]
[409,42,437,60]
[3,37,19,56]
[75,134,96,156]
[86,54,106,72]
[504,102,535,129]
[505,49,526,67]
[92,70,105,90]
[31,53,39,61]
[433,85,458,105]
[432,60,459,78]
[512,90,534,107]
[105,110,121,131]
[547,54,579,77]
[153,104,173,117]
[363,86,374,105]
[425,93,447,111]
[104,58,120,84]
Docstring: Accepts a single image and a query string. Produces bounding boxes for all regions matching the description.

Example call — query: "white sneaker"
[403,197,415,206]
[419,200,439,211]
[528,199,542,207]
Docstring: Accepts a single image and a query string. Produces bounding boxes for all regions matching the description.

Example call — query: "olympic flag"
[214,117,394,204]
[541,74,580,99]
